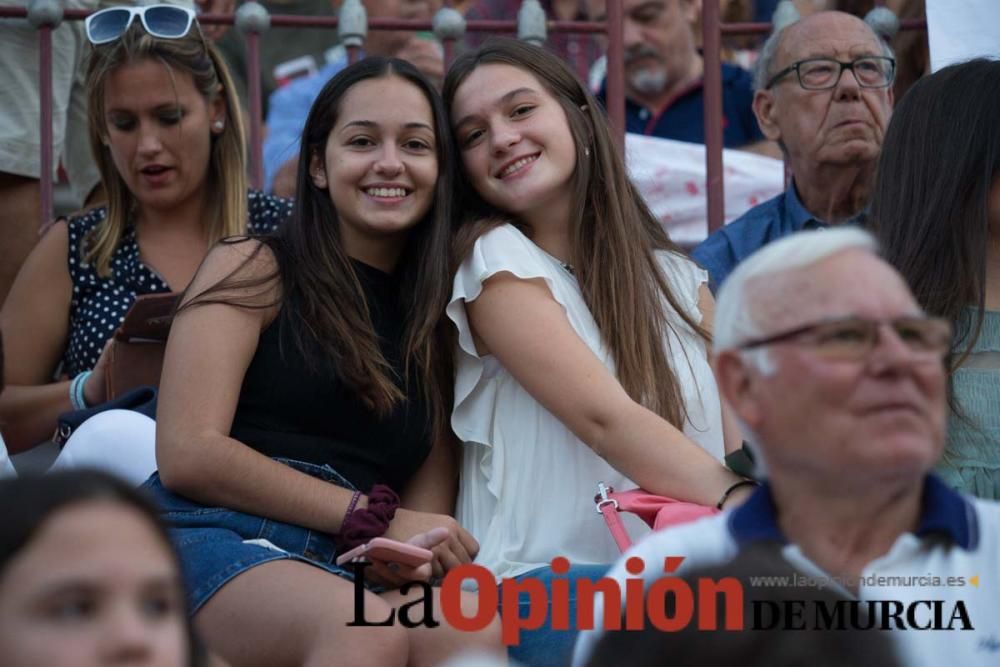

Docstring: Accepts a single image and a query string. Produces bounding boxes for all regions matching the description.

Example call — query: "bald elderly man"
[693,11,894,290]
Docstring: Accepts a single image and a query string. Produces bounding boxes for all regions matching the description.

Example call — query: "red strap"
[599,501,633,553]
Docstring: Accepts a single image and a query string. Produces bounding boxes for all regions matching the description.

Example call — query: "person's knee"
[315,597,409,667]
[51,410,156,485]
[423,587,504,655]
[458,590,504,650]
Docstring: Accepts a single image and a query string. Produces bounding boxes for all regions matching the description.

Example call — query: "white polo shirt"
[573,477,1000,667]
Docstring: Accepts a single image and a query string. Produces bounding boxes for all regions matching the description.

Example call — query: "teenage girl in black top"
[148,58,501,667]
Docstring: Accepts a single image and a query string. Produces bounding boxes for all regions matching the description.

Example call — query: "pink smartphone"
[335,537,433,568]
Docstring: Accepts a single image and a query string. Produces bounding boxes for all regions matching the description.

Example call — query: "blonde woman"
[0,5,291,461]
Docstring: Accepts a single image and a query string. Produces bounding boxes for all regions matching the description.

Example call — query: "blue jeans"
[502,563,610,667]
[142,457,369,612]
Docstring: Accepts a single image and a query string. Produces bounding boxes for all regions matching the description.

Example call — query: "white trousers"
[49,409,158,486]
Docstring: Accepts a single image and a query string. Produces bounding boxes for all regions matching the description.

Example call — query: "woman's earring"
[584,146,591,157]
[212,120,225,132]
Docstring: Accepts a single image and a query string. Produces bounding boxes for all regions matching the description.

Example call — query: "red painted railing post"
[606,0,625,152]
[38,24,54,228]
[0,2,928,230]
[702,0,724,235]
[26,0,64,229]
[235,3,271,192]
[246,31,264,190]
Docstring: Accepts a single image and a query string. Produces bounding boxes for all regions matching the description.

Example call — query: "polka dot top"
[62,191,294,378]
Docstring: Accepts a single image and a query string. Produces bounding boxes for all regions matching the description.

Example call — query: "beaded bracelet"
[69,371,93,411]
[342,490,362,529]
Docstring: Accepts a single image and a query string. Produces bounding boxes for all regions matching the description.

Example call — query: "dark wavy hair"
[0,471,200,666]
[443,38,708,428]
[870,58,1000,369]
[186,57,457,443]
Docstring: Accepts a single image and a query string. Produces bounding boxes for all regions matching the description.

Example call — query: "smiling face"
[311,74,438,265]
[754,12,893,169]
[0,501,188,667]
[102,58,225,216]
[450,63,578,227]
[729,250,946,486]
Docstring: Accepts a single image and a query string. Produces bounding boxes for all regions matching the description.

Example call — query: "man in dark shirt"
[692,10,895,290]
[586,0,776,153]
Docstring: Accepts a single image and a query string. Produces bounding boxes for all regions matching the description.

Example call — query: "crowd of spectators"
[1,1,998,667]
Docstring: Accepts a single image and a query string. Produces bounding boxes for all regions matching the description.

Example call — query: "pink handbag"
[595,482,719,553]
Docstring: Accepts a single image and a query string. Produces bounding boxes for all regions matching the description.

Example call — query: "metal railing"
[1,0,926,237]
[0,0,623,229]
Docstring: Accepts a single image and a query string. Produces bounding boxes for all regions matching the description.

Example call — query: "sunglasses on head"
[85,5,198,45]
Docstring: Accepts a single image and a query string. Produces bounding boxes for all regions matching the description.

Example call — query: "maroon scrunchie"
[337,484,400,554]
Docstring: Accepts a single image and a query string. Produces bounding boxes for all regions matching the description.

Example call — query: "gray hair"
[713,228,879,478]
[714,227,880,355]
[753,6,897,91]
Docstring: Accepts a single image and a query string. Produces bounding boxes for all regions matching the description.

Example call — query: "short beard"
[628,66,669,97]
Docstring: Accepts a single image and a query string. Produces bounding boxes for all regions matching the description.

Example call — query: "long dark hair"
[0,471,199,666]
[443,38,708,428]
[870,58,1000,368]
[186,57,457,443]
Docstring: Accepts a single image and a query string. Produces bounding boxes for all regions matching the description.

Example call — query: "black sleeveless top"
[229,261,433,493]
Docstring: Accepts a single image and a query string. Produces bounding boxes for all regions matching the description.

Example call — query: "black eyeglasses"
[765,56,896,91]
[738,316,952,362]
[85,5,198,45]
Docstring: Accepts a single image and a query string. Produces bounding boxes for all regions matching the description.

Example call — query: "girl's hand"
[351,528,450,589]
[385,509,480,579]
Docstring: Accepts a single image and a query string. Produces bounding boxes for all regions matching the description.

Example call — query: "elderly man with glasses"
[574,228,1000,667]
[692,10,894,292]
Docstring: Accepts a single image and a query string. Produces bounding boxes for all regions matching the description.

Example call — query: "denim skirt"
[142,457,374,613]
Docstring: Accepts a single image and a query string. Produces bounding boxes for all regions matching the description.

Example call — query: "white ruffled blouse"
[447,224,725,579]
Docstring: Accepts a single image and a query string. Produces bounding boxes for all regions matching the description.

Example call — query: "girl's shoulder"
[655,248,707,283]
[463,222,547,269]
[473,221,533,249]
[205,236,278,278]
[180,237,282,319]
[654,248,709,319]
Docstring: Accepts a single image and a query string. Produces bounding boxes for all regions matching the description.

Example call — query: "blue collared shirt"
[691,184,831,292]
[262,54,349,193]
[729,476,979,550]
[599,63,764,147]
